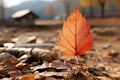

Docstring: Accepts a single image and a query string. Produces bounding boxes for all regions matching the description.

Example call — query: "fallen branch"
[4,43,55,49]
[0,47,58,63]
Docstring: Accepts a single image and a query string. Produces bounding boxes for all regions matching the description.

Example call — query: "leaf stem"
[76,55,83,68]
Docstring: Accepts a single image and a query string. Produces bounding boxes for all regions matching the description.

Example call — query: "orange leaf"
[21,74,35,80]
[57,8,93,58]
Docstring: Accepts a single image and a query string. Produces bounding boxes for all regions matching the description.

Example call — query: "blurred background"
[0,0,120,25]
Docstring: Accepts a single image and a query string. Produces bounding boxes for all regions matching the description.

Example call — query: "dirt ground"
[0,18,120,80]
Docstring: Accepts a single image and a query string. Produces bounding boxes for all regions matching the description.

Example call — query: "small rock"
[102,44,112,49]
[27,48,55,63]
[0,52,17,64]
[3,43,15,48]
[88,67,103,76]
[109,50,119,57]
[109,50,120,63]
[12,35,36,43]
[36,38,44,44]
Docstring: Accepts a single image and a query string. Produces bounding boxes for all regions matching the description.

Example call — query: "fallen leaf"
[57,8,93,58]
[96,76,111,80]
[110,74,120,79]
[31,61,49,71]
[31,60,70,71]
[45,77,57,80]
[49,60,70,70]
[15,63,26,69]
[0,66,4,71]
[39,72,68,77]
[21,74,35,80]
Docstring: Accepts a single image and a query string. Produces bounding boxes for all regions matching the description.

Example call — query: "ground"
[0,18,120,80]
